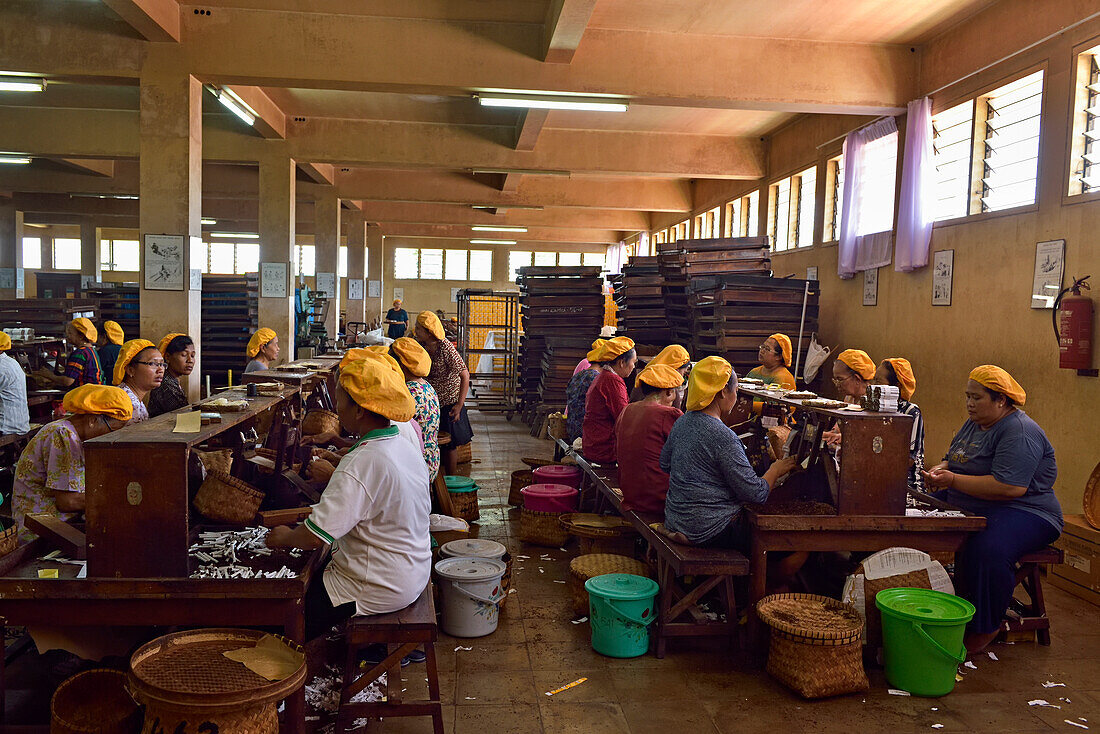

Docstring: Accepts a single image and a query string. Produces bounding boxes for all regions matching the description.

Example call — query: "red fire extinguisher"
[1054,275,1093,370]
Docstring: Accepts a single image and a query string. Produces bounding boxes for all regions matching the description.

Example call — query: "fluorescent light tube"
[470,239,517,245]
[476,93,627,113]
[206,85,257,127]
[201,218,217,225]
[210,232,259,239]
[0,155,31,165]
[0,76,45,93]
[470,167,570,177]
[472,226,527,233]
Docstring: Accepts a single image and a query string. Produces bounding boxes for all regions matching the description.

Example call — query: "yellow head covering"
[601,336,635,360]
[393,298,402,307]
[837,349,875,380]
[70,317,97,344]
[969,365,1026,406]
[158,333,187,357]
[114,339,156,385]
[638,363,684,390]
[338,352,416,422]
[768,333,793,367]
[63,384,133,423]
[391,337,431,378]
[103,321,125,346]
[649,344,691,370]
[246,328,277,359]
[883,358,916,400]
[686,356,734,412]
[416,311,445,341]
[339,348,374,370]
[0,332,10,352]
[586,339,608,363]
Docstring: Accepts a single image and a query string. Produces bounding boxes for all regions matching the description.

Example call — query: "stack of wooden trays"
[200,274,259,385]
[610,256,671,348]
[84,283,140,337]
[0,298,97,340]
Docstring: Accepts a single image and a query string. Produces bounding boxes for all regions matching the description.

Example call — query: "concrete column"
[366,224,384,322]
[79,220,102,282]
[313,189,341,339]
[0,199,23,298]
[345,211,366,326]
[139,46,202,399]
[258,155,296,361]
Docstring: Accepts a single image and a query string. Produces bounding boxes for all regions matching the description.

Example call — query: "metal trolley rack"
[456,289,520,417]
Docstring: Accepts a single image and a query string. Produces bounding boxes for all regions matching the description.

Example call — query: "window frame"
[52,238,81,271]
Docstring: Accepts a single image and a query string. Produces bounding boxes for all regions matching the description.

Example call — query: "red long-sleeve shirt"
[581,369,628,464]
[616,401,682,516]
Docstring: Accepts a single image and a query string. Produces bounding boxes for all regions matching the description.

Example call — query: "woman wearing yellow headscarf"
[245,328,279,372]
[149,334,195,417]
[96,320,125,383]
[633,344,692,410]
[565,338,609,444]
[660,357,796,549]
[413,311,471,475]
[390,336,440,480]
[747,334,796,390]
[824,348,877,449]
[36,318,103,389]
[265,352,431,643]
[873,357,924,489]
[114,339,164,424]
[11,384,131,541]
[581,336,637,464]
[615,363,684,515]
[922,365,1061,654]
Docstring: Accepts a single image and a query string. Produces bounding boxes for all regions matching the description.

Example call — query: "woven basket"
[448,488,480,522]
[195,448,233,476]
[193,471,264,525]
[568,554,650,616]
[509,469,534,506]
[51,669,143,734]
[1085,460,1100,530]
[547,412,567,442]
[519,508,570,547]
[756,593,868,699]
[0,525,18,559]
[301,409,340,437]
[455,443,473,465]
[560,513,638,557]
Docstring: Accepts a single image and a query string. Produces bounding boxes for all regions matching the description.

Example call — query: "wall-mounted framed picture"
[144,234,185,291]
[1031,239,1065,309]
[260,262,288,298]
[932,249,954,306]
[806,266,819,281]
[862,268,878,306]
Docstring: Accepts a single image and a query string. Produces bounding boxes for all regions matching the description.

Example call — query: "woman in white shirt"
[0,333,29,435]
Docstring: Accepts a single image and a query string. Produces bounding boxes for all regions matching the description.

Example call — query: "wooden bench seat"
[338,584,444,734]
[1001,546,1063,646]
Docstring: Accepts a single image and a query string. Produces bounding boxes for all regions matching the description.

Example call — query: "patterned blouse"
[565,368,600,443]
[424,339,466,407]
[64,346,103,387]
[408,379,441,480]
[12,419,85,542]
[120,382,150,424]
[149,371,188,417]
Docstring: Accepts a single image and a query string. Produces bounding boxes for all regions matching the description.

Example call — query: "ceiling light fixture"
[470,204,544,212]
[70,193,138,200]
[0,155,32,165]
[210,232,259,239]
[472,226,527,233]
[469,167,570,177]
[205,84,257,127]
[470,239,517,245]
[201,218,217,225]
[0,75,46,93]
[475,92,627,113]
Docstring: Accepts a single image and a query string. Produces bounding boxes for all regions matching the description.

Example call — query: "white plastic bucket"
[439,539,507,562]
[434,557,506,638]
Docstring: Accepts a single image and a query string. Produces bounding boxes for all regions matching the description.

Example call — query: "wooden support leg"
[284,608,307,734]
[424,642,444,734]
[1029,565,1051,646]
[655,559,673,659]
[747,538,768,659]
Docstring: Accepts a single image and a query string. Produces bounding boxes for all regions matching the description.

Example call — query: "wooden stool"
[338,584,444,734]
[1001,546,1063,646]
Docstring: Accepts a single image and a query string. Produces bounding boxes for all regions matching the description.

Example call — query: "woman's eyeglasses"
[133,360,167,369]
[832,374,857,386]
[758,344,777,353]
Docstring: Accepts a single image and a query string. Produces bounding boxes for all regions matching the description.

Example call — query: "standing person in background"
[581,336,636,465]
[149,333,195,417]
[385,299,408,339]
[0,332,30,435]
[35,318,102,389]
[414,311,471,476]
[96,321,125,383]
[245,328,279,373]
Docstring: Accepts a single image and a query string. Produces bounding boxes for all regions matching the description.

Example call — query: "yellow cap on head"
[601,336,635,360]
[883,357,916,400]
[768,333,793,367]
[246,328,277,358]
[158,333,187,357]
[837,349,875,380]
[586,339,608,363]
[338,352,416,422]
[416,311,445,340]
[103,321,125,346]
[638,363,684,390]
[649,344,691,370]
[686,356,734,412]
[0,332,10,352]
[114,339,156,386]
[969,364,1026,405]
[70,317,97,344]
[63,384,134,423]
[391,336,431,378]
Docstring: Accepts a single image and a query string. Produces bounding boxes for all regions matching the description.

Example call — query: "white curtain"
[605,241,626,274]
[838,117,898,279]
[896,97,934,272]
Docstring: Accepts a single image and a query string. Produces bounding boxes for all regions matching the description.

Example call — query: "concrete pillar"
[138,46,202,399]
[313,189,341,339]
[345,211,366,326]
[0,199,23,298]
[79,220,102,282]
[366,224,384,322]
[258,155,296,361]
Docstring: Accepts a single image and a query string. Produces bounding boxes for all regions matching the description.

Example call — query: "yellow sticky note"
[173,411,202,433]
[38,569,58,579]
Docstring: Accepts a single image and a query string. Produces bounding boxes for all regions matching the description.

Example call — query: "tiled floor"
[385,410,1100,734]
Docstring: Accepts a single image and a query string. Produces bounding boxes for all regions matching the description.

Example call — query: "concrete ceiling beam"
[356,201,648,230]
[102,0,181,42]
[543,0,599,64]
[223,85,286,139]
[514,109,549,152]
[0,3,145,78]
[54,159,116,178]
[298,162,336,185]
[377,222,619,243]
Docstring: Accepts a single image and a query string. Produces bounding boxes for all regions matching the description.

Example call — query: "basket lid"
[533,464,581,478]
[444,475,478,492]
[874,587,975,623]
[434,556,506,581]
[755,593,864,639]
[584,573,658,601]
[440,538,506,560]
[521,483,579,499]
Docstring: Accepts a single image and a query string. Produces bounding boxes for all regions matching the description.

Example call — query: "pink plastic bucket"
[533,464,583,489]
[520,483,580,514]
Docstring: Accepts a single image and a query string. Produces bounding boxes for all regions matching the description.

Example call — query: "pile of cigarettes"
[188,527,302,579]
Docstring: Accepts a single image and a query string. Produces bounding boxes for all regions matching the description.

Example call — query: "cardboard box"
[1050,514,1100,607]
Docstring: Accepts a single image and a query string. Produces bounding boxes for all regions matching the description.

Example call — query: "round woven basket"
[193,471,264,525]
[195,448,233,476]
[756,593,868,699]
[51,669,143,734]
[518,508,570,547]
[448,488,480,522]
[300,409,340,437]
[454,443,473,465]
[568,554,650,616]
[0,525,18,559]
[509,469,534,506]
[1084,460,1100,530]
[559,513,638,557]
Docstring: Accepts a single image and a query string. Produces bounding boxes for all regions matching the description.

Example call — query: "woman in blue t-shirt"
[923,365,1062,654]
[385,299,409,339]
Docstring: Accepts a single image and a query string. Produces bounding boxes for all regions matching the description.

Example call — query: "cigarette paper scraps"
[464,697,477,700]
[931,708,938,712]
[454,646,473,652]
[888,689,911,696]
[964,661,977,670]
[1029,700,1061,709]
[1064,721,1088,730]
[987,651,999,661]
[932,725,944,729]
[545,677,588,697]
[571,617,588,624]
[553,580,565,584]
[1044,681,1067,688]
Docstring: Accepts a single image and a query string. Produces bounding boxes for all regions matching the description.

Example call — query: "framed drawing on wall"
[932,249,953,306]
[1031,239,1064,309]
[144,234,185,291]
[862,268,878,307]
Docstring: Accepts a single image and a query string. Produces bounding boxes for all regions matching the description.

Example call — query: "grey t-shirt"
[245,359,268,373]
[660,411,770,544]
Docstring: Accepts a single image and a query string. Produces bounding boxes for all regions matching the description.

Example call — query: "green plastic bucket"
[875,587,975,696]
[444,476,478,492]
[584,573,659,658]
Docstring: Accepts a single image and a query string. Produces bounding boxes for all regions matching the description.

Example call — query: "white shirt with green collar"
[305,423,431,615]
